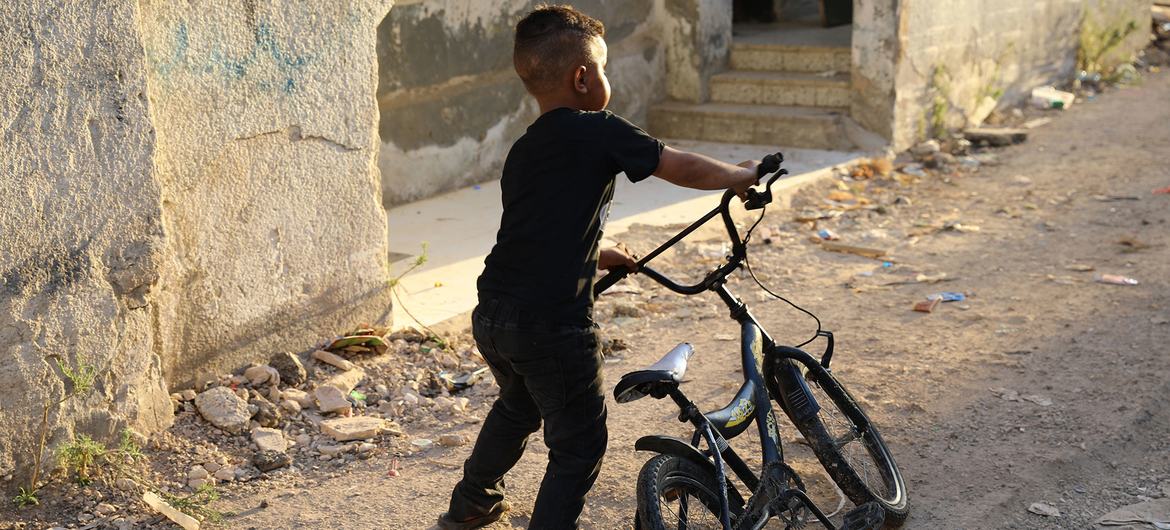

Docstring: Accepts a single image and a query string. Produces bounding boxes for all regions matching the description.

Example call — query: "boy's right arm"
[652,146,760,196]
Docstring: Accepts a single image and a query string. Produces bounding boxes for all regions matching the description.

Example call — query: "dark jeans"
[447,298,607,529]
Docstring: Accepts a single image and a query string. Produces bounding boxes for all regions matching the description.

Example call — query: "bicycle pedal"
[840,502,885,530]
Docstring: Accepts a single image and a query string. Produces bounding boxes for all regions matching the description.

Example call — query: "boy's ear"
[573,65,589,94]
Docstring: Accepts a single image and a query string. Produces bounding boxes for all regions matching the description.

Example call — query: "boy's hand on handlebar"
[732,159,762,200]
[599,243,639,272]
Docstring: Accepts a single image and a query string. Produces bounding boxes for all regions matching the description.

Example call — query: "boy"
[439,5,762,529]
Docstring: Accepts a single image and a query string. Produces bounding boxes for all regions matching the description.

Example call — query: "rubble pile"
[5,326,493,529]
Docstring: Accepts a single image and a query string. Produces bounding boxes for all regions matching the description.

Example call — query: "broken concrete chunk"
[194,386,251,434]
[251,427,288,453]
[320,416,387,442]
[438,434,467,447]
[243,364,279,387]
[964,127,1028,147]
[252,450,292,472]
[314,385,352,414]
[281,388,315,409]
[269,351,307,387]
[313,349,356,371]
[323,368,365,394]
[143,491,200,530]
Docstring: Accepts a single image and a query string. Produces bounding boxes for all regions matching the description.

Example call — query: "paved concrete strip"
[386,141,863,329]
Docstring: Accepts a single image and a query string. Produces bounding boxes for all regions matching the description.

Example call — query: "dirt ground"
[5,72,1167,530]
[202,72,1170,529]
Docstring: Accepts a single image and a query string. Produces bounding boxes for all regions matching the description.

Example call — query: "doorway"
[733,0,852,27]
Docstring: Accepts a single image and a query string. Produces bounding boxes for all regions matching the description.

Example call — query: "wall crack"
[233,125,362,152]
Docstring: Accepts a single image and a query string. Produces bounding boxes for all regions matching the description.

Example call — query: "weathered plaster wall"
[851,0,899,141]
[0,0,173,485]
[664,0,733,103]
[0,0,393,486]
[377,0,668,206]
[889,0,1150,149]
[138,0,395,387]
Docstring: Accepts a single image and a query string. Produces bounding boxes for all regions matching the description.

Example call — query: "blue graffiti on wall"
[148,20,312,94]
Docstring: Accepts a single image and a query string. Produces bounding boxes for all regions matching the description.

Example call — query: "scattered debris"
[1154,185,1170,195]
[964,127,1029,147]
[437,367,491,393]
[927,292,966,302]
[251,427,287,453]
[1021,394,1053,407]
[253,450,292,472]
[849,158,893,180]
[1028,502,1062,517]
[194,387,252,434]
[1021,117,1053,129]
[1065,264,1096,272]
[313,349,356,371]
[1095,274,1139,286]
[143,491,201,530]
[1031,86,1075,110]
[819,241,889,259]
[1092,194,1141,202]
[817,229,840,241]
[320,416,390,442]
[270,351,307,387]
[913,298,941,313]
[314,385,352,415]
[1094,498,1170,529]
[942,221,982,233]
[1117,237,1151,252]
[438,434,467,447]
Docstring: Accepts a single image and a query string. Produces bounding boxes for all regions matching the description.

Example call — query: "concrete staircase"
[649,27,856,150]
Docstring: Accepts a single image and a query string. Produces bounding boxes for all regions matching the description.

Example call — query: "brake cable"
[740,199,823,349]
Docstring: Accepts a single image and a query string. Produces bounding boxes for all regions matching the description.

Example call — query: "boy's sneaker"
[437,501,512,530]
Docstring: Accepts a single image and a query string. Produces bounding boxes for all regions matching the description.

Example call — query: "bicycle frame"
[599,180,857,529]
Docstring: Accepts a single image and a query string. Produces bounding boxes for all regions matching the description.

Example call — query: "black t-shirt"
[477,108,664,325]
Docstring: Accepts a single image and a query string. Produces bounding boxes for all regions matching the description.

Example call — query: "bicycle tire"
[636,454,737,530]
[767,354,909,526]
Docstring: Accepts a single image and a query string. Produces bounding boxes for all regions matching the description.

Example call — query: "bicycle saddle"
[614,342,694,403]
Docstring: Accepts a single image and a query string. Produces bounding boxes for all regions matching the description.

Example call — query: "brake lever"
[744,153,786,210]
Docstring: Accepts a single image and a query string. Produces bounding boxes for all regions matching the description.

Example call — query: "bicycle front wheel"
[636,454,737,530]
[767,352,909,526]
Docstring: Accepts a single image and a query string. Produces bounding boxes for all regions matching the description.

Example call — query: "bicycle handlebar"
[593,152,785,298]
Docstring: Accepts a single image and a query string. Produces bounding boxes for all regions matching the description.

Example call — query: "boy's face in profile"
[579,35,611,111]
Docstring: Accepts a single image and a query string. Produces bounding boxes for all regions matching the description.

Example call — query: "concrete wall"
[377,0,670,206]
[0,0,174,489]
[139,1,395,387]
[886,0,1150,149]
[0,0,392,487]
[851,0,900,141]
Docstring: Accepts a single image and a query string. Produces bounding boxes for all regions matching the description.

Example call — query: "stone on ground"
[195,387,251,434]
[313,349,356,371]
[251,427,288,453]
[320,416,387,442]
[143,491,200,530]
[322,368,365,394]
[269,351,307,387]
[314,385,352,414]
[253,450,292,472]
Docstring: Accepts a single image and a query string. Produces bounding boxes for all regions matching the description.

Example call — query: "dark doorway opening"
[733,0,852,27]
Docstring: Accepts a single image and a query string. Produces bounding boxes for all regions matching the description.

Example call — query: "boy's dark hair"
[513,5,606,95]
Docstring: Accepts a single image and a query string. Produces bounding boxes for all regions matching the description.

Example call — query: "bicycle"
[594,153,909,530]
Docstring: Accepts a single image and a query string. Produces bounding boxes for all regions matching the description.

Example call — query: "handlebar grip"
[593,268,629,297]
[758,152,783,179]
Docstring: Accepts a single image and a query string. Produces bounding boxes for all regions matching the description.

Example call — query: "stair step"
[730,43,850,73]
[648,101,854,150]
[710,71,851,107]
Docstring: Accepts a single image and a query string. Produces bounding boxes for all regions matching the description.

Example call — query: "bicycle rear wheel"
[636,454,737,530]
[766,351,909,526]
